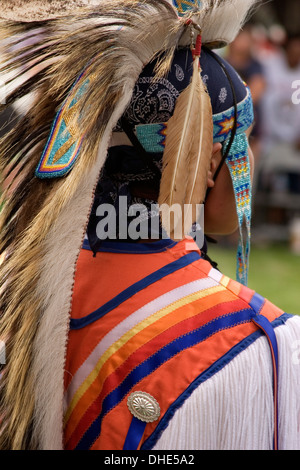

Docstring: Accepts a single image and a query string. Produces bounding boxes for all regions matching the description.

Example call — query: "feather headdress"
[0,0,258,450]
[0,0,258,44]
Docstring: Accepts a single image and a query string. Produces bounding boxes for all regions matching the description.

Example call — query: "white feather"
[166,0,259,47]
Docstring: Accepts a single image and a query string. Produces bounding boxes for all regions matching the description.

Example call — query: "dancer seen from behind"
[0,0,299,450]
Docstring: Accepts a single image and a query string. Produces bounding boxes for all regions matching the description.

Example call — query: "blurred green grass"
[208,242,300,316]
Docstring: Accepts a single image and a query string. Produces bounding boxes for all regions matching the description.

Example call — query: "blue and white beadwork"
[225,133,252,286]
[132,85,254,286]
[133,86,253,151]
[35,67,92,179]
[213,87,254,143]
[171,0,203,16]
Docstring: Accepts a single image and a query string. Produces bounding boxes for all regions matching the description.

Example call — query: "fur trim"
[0,0,181,449]
[31,90,133,450]
[0,1,101,21]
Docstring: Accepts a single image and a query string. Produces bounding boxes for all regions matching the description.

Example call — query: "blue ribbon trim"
[142,313,289,451]
[82,238,177,254]
[123,417,147,450]
[70,251,201,330]
[249,292,279,449]
[74,307,255,450]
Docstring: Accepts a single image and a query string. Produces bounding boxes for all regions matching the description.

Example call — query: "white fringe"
[277,316,300,450]
[153,316,300,450]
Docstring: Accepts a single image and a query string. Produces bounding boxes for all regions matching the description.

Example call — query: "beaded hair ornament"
[169,0,254,285]
[205,48,254,286]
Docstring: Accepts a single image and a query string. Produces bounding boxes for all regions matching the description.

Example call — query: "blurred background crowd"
[0,0,299,312]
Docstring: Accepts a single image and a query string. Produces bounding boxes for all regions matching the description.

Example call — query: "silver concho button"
[127,391,160,423]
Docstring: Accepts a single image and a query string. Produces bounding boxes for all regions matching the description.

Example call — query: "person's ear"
[210,143,222,174]
[207,143,222,188]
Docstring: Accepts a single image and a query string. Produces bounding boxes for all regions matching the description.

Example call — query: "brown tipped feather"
[158,52,213,239]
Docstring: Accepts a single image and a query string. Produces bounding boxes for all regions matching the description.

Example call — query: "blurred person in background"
[259,33,300,196]
[261,33,300,154]
[252,32,300,237]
